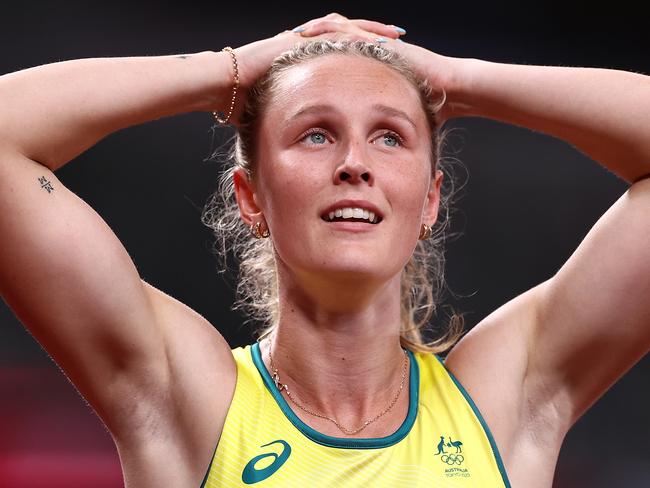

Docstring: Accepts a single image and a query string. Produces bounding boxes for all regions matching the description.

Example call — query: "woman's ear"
[233,167,264,225]
[423,169,444,225]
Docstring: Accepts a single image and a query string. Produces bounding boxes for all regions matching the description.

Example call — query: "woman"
[0,11,648,487]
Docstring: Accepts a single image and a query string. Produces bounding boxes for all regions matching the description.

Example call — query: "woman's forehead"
[270,55,425,122]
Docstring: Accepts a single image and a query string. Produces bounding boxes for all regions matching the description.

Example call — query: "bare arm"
[0,39,304,488]
[447,59,650,183]
[0,50,238,440]
[0,51,231,170]
[447,57,650,413]
[365,50,650,487]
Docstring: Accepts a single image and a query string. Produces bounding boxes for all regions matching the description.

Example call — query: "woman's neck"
[260,267,409,434]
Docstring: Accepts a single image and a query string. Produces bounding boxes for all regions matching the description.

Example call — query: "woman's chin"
[274,245,410,285]
[303,258,402,285]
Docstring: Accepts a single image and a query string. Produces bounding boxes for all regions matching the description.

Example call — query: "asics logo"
[242,440,292,484]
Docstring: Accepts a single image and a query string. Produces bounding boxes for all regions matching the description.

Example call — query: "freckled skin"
[251,55,443,291]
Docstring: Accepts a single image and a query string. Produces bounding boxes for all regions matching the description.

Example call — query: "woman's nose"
[333,161,374,185]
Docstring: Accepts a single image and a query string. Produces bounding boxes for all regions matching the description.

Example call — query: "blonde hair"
[202,39,465,354]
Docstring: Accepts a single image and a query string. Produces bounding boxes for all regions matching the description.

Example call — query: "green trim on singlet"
[251,341,419,450]
[434,354,512,488]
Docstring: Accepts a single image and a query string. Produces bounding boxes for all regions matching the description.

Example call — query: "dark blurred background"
[1,1,648,486]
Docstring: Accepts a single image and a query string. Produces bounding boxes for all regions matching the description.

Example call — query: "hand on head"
[228,13,456,127]
[289,12,406,43]
[229,13,406,122]
[293,14,457,123]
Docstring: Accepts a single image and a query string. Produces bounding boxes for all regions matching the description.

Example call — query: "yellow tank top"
[201,342,510,487]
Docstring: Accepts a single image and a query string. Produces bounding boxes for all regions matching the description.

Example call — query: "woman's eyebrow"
[371,104,417,130]
[288,104,338,122]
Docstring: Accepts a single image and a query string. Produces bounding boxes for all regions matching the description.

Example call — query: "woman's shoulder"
[108,283,238,485]
[440,282,563,481]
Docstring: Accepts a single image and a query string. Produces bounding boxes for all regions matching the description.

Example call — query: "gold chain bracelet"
[213,47,239,125]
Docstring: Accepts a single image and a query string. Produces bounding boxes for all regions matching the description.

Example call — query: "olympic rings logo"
[441,454,465,465]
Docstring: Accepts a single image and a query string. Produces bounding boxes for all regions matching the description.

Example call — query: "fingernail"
[396,38,404,43]
[292,26,306,33]
[375,37,388,43]
[393,26,406,35]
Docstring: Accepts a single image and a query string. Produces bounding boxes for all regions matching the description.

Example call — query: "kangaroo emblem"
[435,435,447,455]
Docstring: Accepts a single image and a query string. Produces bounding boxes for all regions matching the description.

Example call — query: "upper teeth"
[326,207,378,223]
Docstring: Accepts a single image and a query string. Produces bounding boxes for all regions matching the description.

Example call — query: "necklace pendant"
[272,370,288,393]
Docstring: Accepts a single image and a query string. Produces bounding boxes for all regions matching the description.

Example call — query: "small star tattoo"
[38,176,54,193]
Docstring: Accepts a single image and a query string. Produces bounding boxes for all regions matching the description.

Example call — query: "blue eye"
[309,132,327,144]
[383,133,400,147]
[301,129,329,145]
[378,132,403,148]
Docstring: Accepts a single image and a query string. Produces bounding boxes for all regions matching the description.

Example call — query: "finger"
[351,19,406,39]
[322,12,349,21]
[291,12,348,34]
[296,18,405,41]
[298,19,349,37]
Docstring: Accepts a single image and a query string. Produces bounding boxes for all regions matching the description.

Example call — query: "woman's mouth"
[321,207,382,224]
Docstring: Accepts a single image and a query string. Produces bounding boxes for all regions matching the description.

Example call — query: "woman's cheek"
[385,171,431,217]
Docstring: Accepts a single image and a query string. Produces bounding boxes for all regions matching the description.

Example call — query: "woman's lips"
[320,219,380,232]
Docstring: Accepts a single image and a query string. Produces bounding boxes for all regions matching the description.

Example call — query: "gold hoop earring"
[418,223,432,240]
[250,221,270,239]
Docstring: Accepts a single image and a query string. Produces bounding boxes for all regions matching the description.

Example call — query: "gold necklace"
[267,339,409,436]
